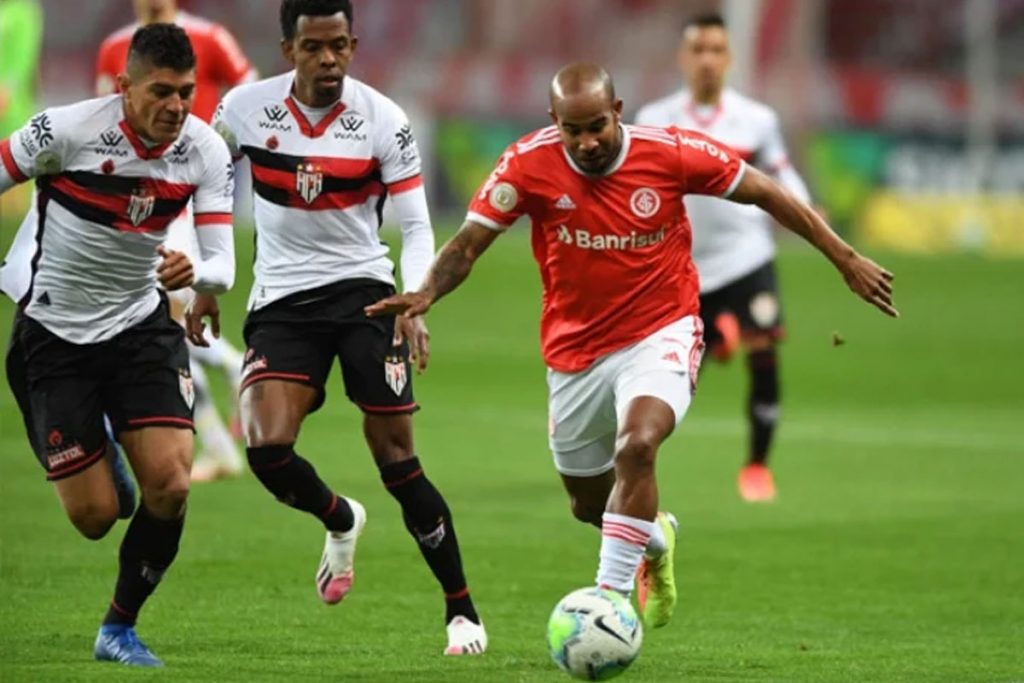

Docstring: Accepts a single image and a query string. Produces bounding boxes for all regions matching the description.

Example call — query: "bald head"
[549,62,615,108]
[548,63,624,175]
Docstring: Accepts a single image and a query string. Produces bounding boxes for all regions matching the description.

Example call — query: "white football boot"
[315,497,367,604]
[444,616,487,655]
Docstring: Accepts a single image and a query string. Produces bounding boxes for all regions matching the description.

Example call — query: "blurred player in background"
[635,13,815,502]
[369,63,896,629]
[189,0,487,655]
[1,24,235,665]
[0,0,43,217]
[97,0,258,482]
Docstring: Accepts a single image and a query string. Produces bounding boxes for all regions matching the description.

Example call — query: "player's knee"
[66,499,118,540]
[140,466,191,517]
[615,430,660,471]
[364,415,414,466]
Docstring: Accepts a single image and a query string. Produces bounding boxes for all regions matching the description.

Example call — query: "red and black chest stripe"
[243,145,384,211]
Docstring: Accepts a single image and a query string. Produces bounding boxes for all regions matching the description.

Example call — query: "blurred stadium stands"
[21,0,1024,252]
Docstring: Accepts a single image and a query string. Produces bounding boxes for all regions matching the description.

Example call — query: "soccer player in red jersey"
[368,63,897,629]
[97,0,256,481]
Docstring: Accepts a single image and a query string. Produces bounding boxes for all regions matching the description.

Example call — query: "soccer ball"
[547,587,643,680]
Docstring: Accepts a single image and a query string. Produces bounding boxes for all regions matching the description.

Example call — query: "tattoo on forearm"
[427,233,476,300]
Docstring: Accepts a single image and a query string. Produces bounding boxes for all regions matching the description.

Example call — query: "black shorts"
[6,296,194,481]
[241,279,417,415]
[699,260,785,347]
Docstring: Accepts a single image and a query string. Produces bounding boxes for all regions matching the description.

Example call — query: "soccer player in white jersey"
[188,0,486,655]
[97,0,259,483]
[368,63,896,629]
[635,13,815,502]
[0,25,235,666]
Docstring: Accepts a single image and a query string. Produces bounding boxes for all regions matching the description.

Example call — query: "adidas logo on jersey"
[555,194,576,210]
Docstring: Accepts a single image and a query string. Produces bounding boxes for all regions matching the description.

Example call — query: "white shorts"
[547,316,704,477]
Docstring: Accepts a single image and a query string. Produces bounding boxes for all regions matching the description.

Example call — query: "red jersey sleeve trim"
[387,174,423,195]
[0,139,28,183]
[194,212,233,226]
[721,160,747,198]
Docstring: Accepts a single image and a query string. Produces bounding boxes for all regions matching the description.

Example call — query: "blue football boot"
[94,624,163,667]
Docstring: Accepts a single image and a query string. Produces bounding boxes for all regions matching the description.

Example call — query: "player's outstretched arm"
[729,165,898,318]
[365,219,500,318]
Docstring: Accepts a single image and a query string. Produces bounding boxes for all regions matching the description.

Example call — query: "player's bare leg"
[241,380,362,604]
[561,456,675,624]
[365,413,485,655]
[560,469,615,527]
[598,397,680,627]
[738,332,779,503]
[94,427,193,667]
[53,458,121,541]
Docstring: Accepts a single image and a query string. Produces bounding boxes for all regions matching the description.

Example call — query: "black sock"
[103,504,184,626]
[247,444,354,532]
[380,457,478,625]
[747,348,781,465]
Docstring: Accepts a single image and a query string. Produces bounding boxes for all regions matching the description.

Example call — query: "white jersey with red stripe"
[214,72,429,311]
[635,88,810,292]
[0,95,234,343]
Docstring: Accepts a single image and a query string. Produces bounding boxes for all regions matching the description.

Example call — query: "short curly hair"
[280,0,354,41]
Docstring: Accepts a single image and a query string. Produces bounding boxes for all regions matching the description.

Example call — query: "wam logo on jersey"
[127,188,156,226]
[334,114,367,141]
[259,105,292,131]
[296,163,324,204]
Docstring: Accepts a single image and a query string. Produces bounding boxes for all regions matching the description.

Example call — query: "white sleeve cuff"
[191,224,235,294]
[465,211,509,231]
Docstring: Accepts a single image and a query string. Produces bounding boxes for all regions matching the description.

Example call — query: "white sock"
[645,516,667,558]
[596,512,655,594]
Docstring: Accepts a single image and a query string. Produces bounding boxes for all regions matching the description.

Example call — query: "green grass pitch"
[0,229,1021,682]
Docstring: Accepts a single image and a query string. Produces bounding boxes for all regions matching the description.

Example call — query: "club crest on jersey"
[127,188,156,226]
[384,354,408,396]
[296,163,324,204]
[178,369,195,410]
[630,188,661,219]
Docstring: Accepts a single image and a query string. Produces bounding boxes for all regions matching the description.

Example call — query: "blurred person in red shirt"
[96,0,256,121]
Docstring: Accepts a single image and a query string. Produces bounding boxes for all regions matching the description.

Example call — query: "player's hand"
[840,252,898,318]
[364,291,433,319]
[184,292,221,347]
[156,245,194,291]
[394,315,431,373]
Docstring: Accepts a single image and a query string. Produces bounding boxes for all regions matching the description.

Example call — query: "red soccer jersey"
[467,124,746,373]
[95,10,255,122]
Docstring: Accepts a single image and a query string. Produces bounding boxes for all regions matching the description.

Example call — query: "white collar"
[562,125,631,178]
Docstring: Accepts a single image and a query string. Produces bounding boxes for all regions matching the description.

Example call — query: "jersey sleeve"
[192,132,235,222]
[376,103,422,186]
[94,39,120,96]
[673,128,747,199]
[465,145,528,231]
[210,98,242,159]
[758,111,811,202]
[208,24,256,87]
[1,109,67,190]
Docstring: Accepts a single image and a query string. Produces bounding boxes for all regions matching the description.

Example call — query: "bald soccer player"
[368,63,897,628]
